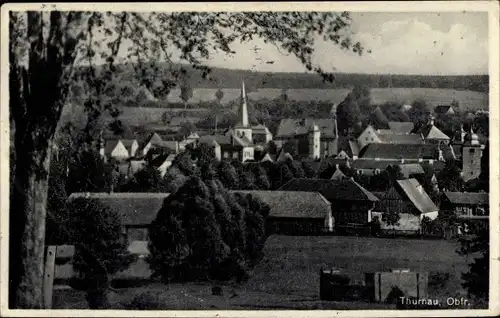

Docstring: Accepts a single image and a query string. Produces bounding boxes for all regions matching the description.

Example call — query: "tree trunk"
[10,142,52,309]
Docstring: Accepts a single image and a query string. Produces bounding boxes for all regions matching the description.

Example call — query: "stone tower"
[308,123,321,160]
[462,127,482,182]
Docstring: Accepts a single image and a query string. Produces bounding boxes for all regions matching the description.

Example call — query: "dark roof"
[351,160,393,171]
[413,124,450,140]
[231,190,331,219]
[276,118,337,138]
[443,192,489,205]
[104,140,122,156]
[67,193,170,225]
[399,164,425,178]
[377,134,424,144]
[434,105,453,114]
[278,178,379,202]
[387,122,415,134]
[358,143,438,160]
[396,179,438,214]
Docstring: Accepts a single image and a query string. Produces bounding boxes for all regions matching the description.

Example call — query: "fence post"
[43,246,57,309]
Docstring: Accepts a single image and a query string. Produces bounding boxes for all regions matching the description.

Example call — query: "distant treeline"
[80,63,488,94]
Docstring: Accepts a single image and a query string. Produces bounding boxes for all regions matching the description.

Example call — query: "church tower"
[234,81,253,143]
[462,127,482,182]
[308,123,321,160]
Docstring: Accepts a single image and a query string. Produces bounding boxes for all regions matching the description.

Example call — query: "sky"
[91,11,489,76]
[202,12,488,75]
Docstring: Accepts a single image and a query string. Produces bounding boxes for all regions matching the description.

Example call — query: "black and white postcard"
[1,2,499,317]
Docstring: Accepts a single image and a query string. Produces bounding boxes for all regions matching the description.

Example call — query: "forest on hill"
[73,63,488,100]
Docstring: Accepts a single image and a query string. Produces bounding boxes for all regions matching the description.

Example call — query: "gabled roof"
[396,179,438,214]
[434,105,453,114]
[399,164,425,178]
[387,122,415,134]
[260,153,274,162]
[414,124,450,140]
[120,139,138,154]
[278,178,379,202]
[152,140,178,152]
[104,140,122,156]
[231,190,331,219]
[276,118,337,138]
[330,168,347,180]
[443,192,489,205]
[358,143,438,160]
[67,193,170,225]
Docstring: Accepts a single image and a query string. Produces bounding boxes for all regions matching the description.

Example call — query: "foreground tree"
[66,198,134,308]
[8,10,365,308]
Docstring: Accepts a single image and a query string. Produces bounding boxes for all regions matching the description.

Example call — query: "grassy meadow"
[52,235,470,310]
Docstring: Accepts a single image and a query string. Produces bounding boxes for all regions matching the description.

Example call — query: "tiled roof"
[278,178,379,202]
[231,190,331,219]
[387,122,415,134]
[358,143,438,160]
[443,192,489,205]
[276,118,337,138]
[396,179,438,214]
[67,193,170,225]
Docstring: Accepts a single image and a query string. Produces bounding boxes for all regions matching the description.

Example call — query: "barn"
[278,178,379,229]
[231,190,333,235]
[372,179,438,234]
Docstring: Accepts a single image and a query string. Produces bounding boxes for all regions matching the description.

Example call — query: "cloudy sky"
[203,12,488,75]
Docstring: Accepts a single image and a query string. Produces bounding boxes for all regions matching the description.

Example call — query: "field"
[145,87,488,111]
[53,235,470,310]
[59,87,487,129]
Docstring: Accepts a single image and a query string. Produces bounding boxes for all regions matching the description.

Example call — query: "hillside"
[109,63,489,92]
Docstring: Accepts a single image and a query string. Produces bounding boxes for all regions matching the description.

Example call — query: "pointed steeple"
[240,81,249,127]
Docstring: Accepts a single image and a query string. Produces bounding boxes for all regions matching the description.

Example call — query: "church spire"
[240,81,248,127]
